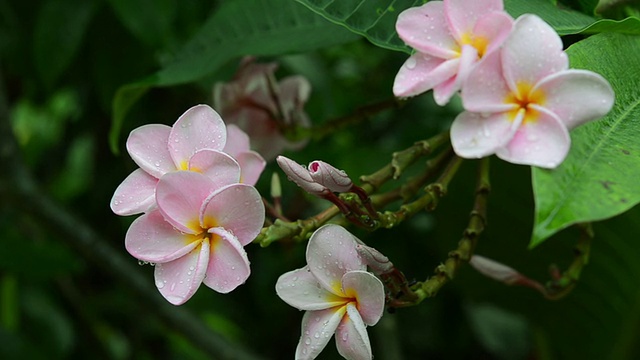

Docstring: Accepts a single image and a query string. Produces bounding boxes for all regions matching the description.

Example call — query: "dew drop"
[405,57,417,70]
[305,337,312,345]
[314,332,320,339]
[170,283,176,291]
[156,280,165,289]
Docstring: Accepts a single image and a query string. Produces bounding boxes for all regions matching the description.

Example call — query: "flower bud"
[308,160,353,193]
[469,255,521,285]
[356,243,394,275]
[276,156,327,196]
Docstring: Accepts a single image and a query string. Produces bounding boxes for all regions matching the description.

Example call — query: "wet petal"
[168,105,227,168]
[309,160,353,193]
[202,228,250,293]
[126,124,174,178]
[188,149,241,187]
[341,271,384,326]
[276,155,327,196]
[472,11,514,56]
[276,266,348,311]
[445,0,504,41]
[396,2,459,58]
[200,184,264,246]
[296,307,346,360]
[393,54,459,98]
[110,168,158,216]
[156,171,217,234]
[279,75,312,116]
[451,111,520,159]
[223,124,251,158]
[154,240,209,305]
[335,304,372,360]
[306,225,365,296]
[534,69,615,129]
[432,44,477,105]
[461,51,515,113]
[235,151,266,186]
[497,106,570,168]
[502,15,568,92]
[125,210,202,263]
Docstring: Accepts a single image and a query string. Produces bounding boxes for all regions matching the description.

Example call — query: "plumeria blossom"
[451,15,615,168]
[223,124,266,186]
[110,105,239,216]
[213,57,311,160]
[276,225,385,360]
[393,0,513,105]
[126,171,265,305]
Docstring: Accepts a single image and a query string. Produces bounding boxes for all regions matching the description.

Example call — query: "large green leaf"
[109,0,359,153]
[531,33,640,247]
[578,16,640,35]
[294,0,596,54]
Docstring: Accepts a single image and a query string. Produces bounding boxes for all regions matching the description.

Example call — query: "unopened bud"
[276,156,327,196]
[270,172,282,199]
[308,161,353,193]
[356,243,394,275]
[469,255,521,285]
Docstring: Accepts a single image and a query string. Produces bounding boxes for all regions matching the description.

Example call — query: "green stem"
[399,157,490,306]
[544,223,592,300]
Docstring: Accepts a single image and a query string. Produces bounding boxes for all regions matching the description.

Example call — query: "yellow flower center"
[460,33,489,58]
[504,82,546,124]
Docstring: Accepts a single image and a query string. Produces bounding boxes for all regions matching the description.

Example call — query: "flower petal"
[276,155,327,196]
[126,124,174,178]
[296,307,346,360]
[393,54,459,98]
[445,0,504,41]
[125,210,202,263]
[396,2,459,58]
[534,69,615,129]
[496,106,570,168]
[335,303,372,360]
[168,105,227,168]
[156,171,218,234]
[202,227,250,293]
[279,75,312,118]
[432,45,477,105]
[502,15,568,92]
[188,149,241,187]
[276,266,348,311]
[111,168,158,216]
[306,225,365,296]
[451,111,520,159]
[154,240,209,305]
[472,11,513,56]
[223,124,251,158]
[200,184,265,246]
[461,51,515,113]
[341,271,384,326]
[235,151,266,186]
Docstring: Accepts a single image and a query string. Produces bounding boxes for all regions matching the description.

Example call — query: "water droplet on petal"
[305,337,312,345]
[405,58,417,70]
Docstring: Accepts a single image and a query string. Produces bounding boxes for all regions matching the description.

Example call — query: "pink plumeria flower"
[213,57,311,160]
[276,225,385,360]
[126,171,265,305]
[223,124,266,186]
[111,105,240,216]
[451,15,615,168]
[276,156,354,195]
[393,0,513,105]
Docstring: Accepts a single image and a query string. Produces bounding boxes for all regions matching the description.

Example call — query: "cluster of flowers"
[110,105,266,305]
[394,0,614,168]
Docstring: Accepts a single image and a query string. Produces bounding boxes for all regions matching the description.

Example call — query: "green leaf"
[295,0,421,54]
[577,16,640,35]
[531,33,640,247]
[33,0,97,87]
[109,0,359,153]
[295,0,596,54]
[504,0,595,35]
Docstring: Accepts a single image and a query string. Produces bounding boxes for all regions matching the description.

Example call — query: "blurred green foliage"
[1,0,639,359]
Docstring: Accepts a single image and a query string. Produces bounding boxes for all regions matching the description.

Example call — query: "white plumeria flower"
[451,15,614,168]
[275,225,385,360]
